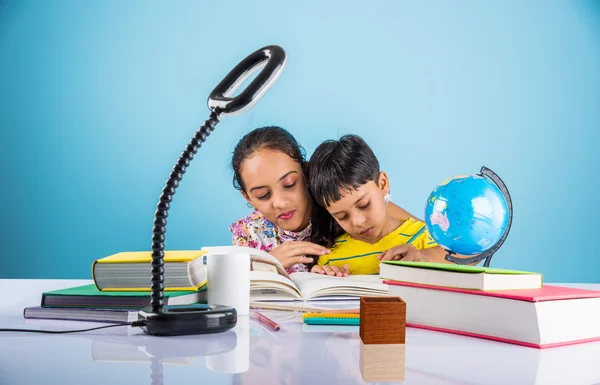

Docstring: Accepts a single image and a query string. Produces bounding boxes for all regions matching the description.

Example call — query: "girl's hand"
[378,244,426,262]
[310,264,350,277]
[269,241,330,269]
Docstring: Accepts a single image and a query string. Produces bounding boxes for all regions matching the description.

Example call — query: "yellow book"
[92,250,207,292]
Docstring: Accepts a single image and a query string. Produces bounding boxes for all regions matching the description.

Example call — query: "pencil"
[253,311,281,331]
[250,302,360,313]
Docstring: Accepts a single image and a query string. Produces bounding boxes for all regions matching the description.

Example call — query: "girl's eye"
[283,182,296,189]
[257,193,271,200]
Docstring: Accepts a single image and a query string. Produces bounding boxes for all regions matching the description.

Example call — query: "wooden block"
[359,341,406,383]
[359,296,406,344]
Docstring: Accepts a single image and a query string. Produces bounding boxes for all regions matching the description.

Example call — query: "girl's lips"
[278,210,295,220]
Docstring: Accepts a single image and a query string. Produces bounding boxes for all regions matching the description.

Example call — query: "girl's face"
[324,172,392,244]
[240,148,312,232]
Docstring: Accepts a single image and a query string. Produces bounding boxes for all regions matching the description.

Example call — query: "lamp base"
[138,304,237,336]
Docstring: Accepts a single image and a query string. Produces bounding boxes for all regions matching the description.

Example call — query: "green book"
[41,284,207,309]
[379,261,543,291]
[303,317,360,326]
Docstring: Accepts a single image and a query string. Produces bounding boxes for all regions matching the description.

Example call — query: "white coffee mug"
[204,246,251,316]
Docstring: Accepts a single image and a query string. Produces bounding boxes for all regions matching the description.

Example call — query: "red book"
[384,280,600,349]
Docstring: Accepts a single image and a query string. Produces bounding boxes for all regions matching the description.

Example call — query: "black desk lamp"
[138,45,287,336]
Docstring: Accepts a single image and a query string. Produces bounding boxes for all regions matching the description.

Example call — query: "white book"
[379,260,543,291]
[385,281,600,348]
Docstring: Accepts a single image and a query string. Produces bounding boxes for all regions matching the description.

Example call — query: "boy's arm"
[420,245,450,263]
[420,243,482,266]
[386,204,483,265]
[404,223,482,265]
[380,242,480,265]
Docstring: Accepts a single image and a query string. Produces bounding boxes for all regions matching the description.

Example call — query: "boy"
[307,134,449,276]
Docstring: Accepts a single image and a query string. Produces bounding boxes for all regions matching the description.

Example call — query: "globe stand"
[444,166,513,267]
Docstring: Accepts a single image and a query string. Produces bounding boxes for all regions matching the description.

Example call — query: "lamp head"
[208,45,286,117]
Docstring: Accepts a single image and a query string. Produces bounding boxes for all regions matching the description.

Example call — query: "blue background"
[1,1,599,282]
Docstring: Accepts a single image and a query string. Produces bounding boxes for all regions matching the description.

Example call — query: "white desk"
[1,279,599,385]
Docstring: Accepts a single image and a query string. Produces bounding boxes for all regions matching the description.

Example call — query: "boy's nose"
[352,214,367,228]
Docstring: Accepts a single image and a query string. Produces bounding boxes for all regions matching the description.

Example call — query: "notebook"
[41,284,206,309]
[92,250,207,291]
[23,306,137,323]
[380,260,543,291]
[385,280,600,348]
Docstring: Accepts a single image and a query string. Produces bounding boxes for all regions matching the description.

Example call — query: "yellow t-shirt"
[318,218,438,275]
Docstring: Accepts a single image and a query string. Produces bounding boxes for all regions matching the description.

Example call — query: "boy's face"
[325,172,391,244]
[240,148,312,232]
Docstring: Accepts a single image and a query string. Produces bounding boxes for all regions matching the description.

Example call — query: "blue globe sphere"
[424,174,510,255]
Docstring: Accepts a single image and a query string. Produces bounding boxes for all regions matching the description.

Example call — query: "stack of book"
[23,250,208,323]
[379,261,600,348]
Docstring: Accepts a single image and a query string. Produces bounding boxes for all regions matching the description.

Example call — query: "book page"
[202,245,290,279]
[249,253,290,279]
[289,272,388,300]
[250,271,303,301]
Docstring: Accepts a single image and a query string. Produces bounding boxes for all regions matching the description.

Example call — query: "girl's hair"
[308,134,381,248]
[231,126,307,191]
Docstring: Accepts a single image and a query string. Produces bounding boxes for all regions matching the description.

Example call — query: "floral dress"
[229,210,312,273]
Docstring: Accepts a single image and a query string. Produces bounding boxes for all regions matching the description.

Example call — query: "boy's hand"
[269,241,330,269]
[378,244,426,262]
[311,264,350,277]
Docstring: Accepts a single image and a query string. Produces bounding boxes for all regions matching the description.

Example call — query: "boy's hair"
[309,134,381,207]
[231,126,307,192]
[308,134,381,248]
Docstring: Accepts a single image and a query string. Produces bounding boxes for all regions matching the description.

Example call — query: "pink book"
[384,281,600,348]
[383,281,600,301]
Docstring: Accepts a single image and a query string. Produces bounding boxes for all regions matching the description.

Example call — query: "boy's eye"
[337,214,348,221]
[358,202,370,209]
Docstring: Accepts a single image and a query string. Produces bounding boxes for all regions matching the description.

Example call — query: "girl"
[308,134,450,275]
[229,126,420,274]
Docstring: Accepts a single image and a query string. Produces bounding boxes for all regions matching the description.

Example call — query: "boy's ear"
[378,171,390,196]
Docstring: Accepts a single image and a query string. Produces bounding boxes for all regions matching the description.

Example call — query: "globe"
[424,172,510,256]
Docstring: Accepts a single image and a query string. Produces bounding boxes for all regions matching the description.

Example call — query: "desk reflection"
[87,315,251,385]
[360,342,406,383]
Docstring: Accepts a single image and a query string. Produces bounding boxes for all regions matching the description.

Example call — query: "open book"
[202,246,389,302]
[202,245,389,302]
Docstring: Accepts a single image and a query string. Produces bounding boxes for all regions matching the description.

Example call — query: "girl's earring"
[247,202,254,209]
[384,191,391,206]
